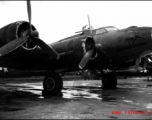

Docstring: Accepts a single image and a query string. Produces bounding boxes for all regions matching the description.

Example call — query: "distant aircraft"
[0,0,152,95]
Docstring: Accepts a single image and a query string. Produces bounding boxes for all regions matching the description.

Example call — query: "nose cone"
[31,30,39,38]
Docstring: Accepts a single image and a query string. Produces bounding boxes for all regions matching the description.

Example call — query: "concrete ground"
[0,76,152,119]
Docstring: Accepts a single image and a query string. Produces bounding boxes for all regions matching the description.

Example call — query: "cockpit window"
[95,26,118,35]
[105,26,118,32]
[96,28,106,35]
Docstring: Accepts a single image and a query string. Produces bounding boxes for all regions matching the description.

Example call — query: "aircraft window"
[105,27,118,32]
[96,28,106,35]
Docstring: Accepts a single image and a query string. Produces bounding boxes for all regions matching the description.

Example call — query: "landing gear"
[101,70,117,89]
[43,72,63,96]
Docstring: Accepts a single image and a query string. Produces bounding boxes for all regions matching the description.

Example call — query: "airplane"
[0,0,152,95]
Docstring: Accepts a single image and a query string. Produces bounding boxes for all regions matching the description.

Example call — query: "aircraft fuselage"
[50,26,152,70]
[0,22,152,71]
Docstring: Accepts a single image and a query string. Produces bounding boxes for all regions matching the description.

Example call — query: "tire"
[43,72,63,95]
[102,73,117,89]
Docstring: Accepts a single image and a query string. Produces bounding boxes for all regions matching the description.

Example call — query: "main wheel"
[102,73,117,89]
[43,72,63,95]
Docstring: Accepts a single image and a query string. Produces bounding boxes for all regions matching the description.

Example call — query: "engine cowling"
[0,21,37,55]
[73,35,96,61]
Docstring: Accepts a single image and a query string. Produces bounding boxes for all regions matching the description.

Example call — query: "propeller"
[95,43,111,62]
[27,0,32,33]
[0,1,33,56]
[26,0,59,59]
[0,0,59,59]
[79,49,94,69]
[33,37,59,59]
[79,15,111,69]
[87,14,92,35]
[79,15,94,69]
[0,37,28,56]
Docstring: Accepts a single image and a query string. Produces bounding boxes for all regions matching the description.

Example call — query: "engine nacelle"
[0,21,37,55]
[73,35,96,61]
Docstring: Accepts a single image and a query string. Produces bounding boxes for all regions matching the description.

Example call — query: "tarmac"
[0,76,152,119]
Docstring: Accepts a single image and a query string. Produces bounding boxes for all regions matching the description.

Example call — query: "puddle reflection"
[145,103,152,109]
[62,88,102,100]
[2,80,152,110]
[3,82,118,101]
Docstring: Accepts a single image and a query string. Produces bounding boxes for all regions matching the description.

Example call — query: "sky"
[0,1,152,44]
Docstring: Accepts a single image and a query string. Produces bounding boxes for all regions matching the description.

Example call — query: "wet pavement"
[0,77,152,119]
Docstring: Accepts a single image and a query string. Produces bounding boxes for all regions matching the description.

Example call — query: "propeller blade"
[27,0,32,33]
[79,49,94,69]
[87,14,92,35]
[33,38,59,59]
[95,43,111,62]
[26,0,59,60]
[0,37,28,56]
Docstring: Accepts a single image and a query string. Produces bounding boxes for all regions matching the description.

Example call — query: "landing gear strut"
[43,72,63,96]
[101,70,117,89]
